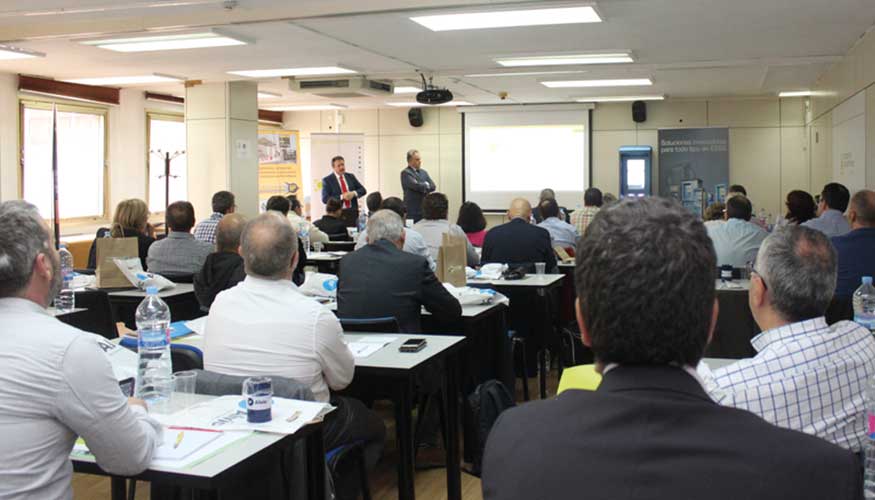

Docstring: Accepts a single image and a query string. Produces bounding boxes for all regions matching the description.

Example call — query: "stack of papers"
[347,336,397,359]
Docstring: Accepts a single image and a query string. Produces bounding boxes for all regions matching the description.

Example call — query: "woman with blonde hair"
[87,198,156,270]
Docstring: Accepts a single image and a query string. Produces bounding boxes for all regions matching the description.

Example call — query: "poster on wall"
[257,129,301,211]
[658,128,729,217]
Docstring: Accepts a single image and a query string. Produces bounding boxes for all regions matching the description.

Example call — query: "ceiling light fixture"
[576,95,665,102]
[386,100,472,107]
[228,66,356,78]
[496,52,633,67]
[410,5,601,31]
[541,78,653,88]
[464,70,588,78]
[63,73,185,86]
[393,86,422,94]
[263,104,348,111]
[0,44,45,60]
[80,29,250,52]
[257,91,282,99]
[778,90,812,97]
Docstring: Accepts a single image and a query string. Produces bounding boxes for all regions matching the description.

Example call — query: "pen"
[173,431,184,449]
[286,411,302,423]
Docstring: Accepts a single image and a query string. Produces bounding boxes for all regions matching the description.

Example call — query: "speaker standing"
[401,149,436,223]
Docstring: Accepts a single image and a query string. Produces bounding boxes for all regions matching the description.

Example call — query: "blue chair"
[338,317,400,333]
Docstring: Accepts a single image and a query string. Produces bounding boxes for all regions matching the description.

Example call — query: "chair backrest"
[192,369,315,401]
[162,273,195,284]
[339,316,400,333]
[59,290,118,339]
[171,344,204,372]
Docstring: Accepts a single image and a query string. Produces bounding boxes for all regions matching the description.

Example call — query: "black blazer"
[401,166,436,222]
[481,218,557,273]
[337,239,462,333]
[313,215,352,241]
[482,365,862,500]
[321,172,366,211]
[87,227,155,271]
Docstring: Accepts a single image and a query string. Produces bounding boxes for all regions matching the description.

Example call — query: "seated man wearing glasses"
[701,225,875,452]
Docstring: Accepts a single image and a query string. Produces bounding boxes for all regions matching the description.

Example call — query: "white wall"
[0,73,17,202]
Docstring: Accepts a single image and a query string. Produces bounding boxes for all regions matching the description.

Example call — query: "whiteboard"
[309,133,365,220]
[832,92,866,193]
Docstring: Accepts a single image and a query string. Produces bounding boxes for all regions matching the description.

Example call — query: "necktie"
[338,174,351,209]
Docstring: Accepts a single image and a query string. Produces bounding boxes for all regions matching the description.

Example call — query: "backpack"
[464,379,516,476]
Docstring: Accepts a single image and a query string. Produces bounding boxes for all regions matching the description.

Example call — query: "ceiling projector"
[416,74,453,105]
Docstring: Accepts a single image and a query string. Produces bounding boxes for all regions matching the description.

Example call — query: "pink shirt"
[467,230,487,247]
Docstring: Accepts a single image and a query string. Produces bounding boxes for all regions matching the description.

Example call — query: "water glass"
[172,370,197,408]
[535,262,546,275]
[313,241,323,253]
[243,376,273,423]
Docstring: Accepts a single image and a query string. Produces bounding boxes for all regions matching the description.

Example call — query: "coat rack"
[150,149,185,210]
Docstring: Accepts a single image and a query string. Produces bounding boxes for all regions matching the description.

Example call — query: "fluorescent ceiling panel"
[394,86,422,94]
[386,101,472,107]
[465,70,588,78]
[410,5,601,31]
[63,74,184,85]
[228,66,356,78]
[80,30,249,52]
[264,104,347,111]
[778,90,812,97]
[577,95,664,102]
[0,45,45,60]
[496,53,633,67]
[542,78,653,88]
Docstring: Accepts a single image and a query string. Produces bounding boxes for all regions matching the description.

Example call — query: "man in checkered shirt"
[701,225,875,452]
[194,191,236,244]
[570,187,603,236]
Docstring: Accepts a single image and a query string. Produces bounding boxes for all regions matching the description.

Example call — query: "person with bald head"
[832,189,875,299]
[481,197,557,273]
[204,212,386,471]
[193,213,247,310]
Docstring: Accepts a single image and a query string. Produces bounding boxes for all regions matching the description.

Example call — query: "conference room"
[3,0,875,499]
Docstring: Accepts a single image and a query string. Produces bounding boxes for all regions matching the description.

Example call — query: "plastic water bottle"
[357,210,368,233]
[54,244,75,312]
[864,376,875,498]
[299,226,311,252]
[135,287,173,410]
[854,276,875,333]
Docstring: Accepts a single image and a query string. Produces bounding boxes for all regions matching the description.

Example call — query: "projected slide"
[463,108,590,211]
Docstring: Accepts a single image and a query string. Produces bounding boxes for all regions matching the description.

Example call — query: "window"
[21,102,107,220]
[147,113,187,212]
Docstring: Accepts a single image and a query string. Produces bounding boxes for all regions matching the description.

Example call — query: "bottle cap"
[145,286,159,295]
[864,276,873,285]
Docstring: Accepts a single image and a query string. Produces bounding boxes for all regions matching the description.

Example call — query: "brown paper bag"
[95,236,138,288]
[436,232,467,287]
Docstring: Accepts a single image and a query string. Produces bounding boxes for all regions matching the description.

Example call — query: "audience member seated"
[87,198,155,270]
[0,201,161,499]
[354,197,435,271]
[703,202,725,229]
[481,197,861,500]
[783,189,817,225]
[481,198,557,273]
[263,195,307,285]
[705,194,767,268]
[802,182,852,237]
[531,188,568,223]
[366,191,383,217]
[536,198,578,248]
[701,224,875,452]
[315,198,353,241]
[413,192,480,266]
[194,213,247,310]
[832,189,875,299]
[728,184,747,197]
[204,212,385,468]
[147,201,214,276]
[570,187,602,236]
[457,201,488,247]
[338,210,461,333]
[285,194,328,245]
[193,190,236,244]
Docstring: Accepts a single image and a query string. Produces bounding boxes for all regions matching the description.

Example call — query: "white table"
[716,279,751,291]
[468,273,564,288]
[107,283,195,298]
[71,392,326,500]
[105,284,201,330]
[324,298,506,319]
[345,333,466,500]
[305,251,347,262]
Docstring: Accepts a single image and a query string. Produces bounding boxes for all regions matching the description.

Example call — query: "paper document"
[153,428,222,461]
[152,396,333,435]
[94,337,137,381]
[347,336,397,359]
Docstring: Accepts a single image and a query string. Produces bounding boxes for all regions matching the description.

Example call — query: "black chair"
[161,273,195,284]
[59,290,118,339]
[826,295,854,325]
[338,317,400,333]
[171,344,204,371]
[324,240,356,251]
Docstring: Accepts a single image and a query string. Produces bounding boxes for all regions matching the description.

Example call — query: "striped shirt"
[570,206,600,236]
[701,317,875,451]
[193,212,223,244]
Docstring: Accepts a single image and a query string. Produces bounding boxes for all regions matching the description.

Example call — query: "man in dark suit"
[337,209,461,333]
[481,197,862,500]
[481,198,557,273]
[321,155,366,224]
[400,149,436,222]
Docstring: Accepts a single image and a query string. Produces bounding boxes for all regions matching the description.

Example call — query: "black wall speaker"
[632,100,647,123]
[408,108,424,127]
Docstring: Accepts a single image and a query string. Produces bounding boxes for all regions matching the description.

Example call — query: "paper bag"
[437,233,467,287]
[95,236,138,288]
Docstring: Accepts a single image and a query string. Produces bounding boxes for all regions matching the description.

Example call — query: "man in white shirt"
[354,196,435,271]
[285,194,328,245]
[0,200,161,500]
[204,212,385,466]
[706,194,768,268]
[701,225,875,451]
[413,192,480,266]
